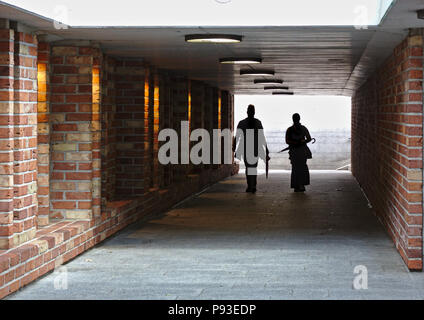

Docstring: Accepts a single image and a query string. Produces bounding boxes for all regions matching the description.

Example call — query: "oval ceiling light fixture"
[185,34,243,43]
[272,91,294,95]
[240,69,275,76]
[264,86,289,90]
[220,57,262,64]
[254,79,283,84]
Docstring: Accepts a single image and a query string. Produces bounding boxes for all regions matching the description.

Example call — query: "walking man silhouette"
[234,105,269,193]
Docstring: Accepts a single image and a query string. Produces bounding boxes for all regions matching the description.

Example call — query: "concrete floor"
[7,171,424,300]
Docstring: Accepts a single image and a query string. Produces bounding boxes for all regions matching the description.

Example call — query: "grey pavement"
[7,171,424,300]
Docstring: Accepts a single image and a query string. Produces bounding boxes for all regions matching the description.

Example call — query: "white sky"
[235,95,351,132]
[3,0,393,26]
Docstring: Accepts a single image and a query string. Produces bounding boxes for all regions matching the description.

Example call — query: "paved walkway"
[7,171,424,300]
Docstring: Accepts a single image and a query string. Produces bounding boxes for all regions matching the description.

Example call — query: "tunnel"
[0,0,423,299]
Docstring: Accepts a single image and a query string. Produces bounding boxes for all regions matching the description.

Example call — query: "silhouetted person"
[286,113,312,192]
[234,105,269,193]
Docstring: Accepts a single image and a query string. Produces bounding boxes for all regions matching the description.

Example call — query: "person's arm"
[258,120,270,159]
[303,126,312,144]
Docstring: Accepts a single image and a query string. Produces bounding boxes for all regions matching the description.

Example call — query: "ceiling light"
[240,69,275,76]
[254,79,283,84]
[264,86,289,90]
[185,34,242,43]
[220,57,262,64]
[272,91,294,95]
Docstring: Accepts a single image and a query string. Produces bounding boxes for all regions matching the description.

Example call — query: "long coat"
[234,117,268,166]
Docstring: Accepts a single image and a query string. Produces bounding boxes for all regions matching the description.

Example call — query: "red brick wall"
[159,73,172,188]
[0,30,238,298]
[49,46,101,220]
[352,33,423,270]
[0,29,15,250]
[13,30,38,246]
[101,56,117,204]
[36,41,50,226]
[0,28,38,250]
[114,60,148,197]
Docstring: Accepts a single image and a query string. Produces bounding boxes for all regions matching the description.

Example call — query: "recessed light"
[264,86,289,90]
[220,57,262,64]
[240,69,275,76]
[254,79,283,84]
[185,34,242,43]
[272,91,294,95]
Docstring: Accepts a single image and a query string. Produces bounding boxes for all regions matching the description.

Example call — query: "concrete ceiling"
[0,0,423,96]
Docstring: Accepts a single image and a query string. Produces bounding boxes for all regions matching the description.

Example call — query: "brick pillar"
[221,90,230,130]
[50,45,101,220]
[190,80,205,173]
[171,77,190,182]
[211,88,220,168]
[204,86,214,174]
[91,50,102,218]
[144,67,153,192]
[12,29,38,246]
[151,72,161,188]
[36,40,50,226]
[101,56,117,203]
[159,73,172,188]
[0,28,15,249]
[114,59,146,198]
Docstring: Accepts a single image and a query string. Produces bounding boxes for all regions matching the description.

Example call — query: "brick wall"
[49,45,101,221]
[352,32,423,270]
[12,29,38,247]
[172,77,191,183]
[0,29,16,250]
[114,60,147,197]
[0,27,38,250]
[36,41,50,226]
[0,26,238,298]
[100,56,117,204]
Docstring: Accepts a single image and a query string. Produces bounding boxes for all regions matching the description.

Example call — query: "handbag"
[305,145,312,159]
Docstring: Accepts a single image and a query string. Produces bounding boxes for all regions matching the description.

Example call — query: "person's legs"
[246,163,258,193]
[245,170,252,192]
[291,160,307,192]
[291,162,300,191]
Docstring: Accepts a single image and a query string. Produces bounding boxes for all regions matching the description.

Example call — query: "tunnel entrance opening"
[234,95,352,171]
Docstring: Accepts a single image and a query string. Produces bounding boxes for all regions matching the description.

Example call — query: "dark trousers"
[245,163,258,190]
